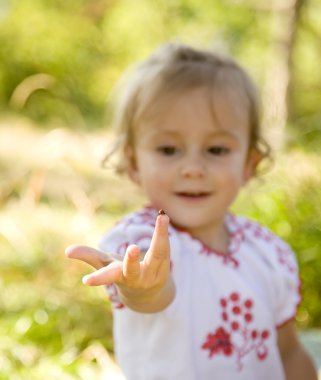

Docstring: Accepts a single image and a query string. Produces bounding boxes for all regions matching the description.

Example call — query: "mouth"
[175,191,211,199]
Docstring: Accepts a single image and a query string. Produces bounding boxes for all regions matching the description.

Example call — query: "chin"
[170,218,205,231]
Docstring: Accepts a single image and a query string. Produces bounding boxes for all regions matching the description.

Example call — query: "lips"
[175,191,211,198]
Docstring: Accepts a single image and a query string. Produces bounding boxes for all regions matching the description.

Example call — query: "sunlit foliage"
[0,0,320,377]
[0,0,320,150]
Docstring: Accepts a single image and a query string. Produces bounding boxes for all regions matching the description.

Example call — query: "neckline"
[139,206,244,259]
[169,213,244,262]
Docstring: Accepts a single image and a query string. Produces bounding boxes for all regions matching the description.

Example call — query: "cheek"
[140,163,174,198]
[215,159,247,185]
[140,176,169,209]
[142,170,169,190]
[137,161,163,187]
[137,152,172,180]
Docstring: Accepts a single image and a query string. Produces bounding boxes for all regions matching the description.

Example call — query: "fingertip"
[126,244,141,260]
[157,213,169,228]
[82,274,93,286]
[65,245,75,257]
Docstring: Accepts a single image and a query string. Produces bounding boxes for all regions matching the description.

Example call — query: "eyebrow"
[151,129,239,140]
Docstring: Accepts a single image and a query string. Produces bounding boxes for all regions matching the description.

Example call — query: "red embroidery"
[201,327,234,357]
[244,219,297,273]
[133,233,154,247]
[200,244,240,268]
[106,284,124,309]
[276,245,297,273]
[193,219,245,268]
[122,207,157,229]
[196,214,248,268]
[243,219,274,243]
[116,241,130,256]
[201,291,270,370]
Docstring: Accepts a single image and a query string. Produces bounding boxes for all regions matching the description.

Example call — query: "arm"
[277,321,318,380]
[65,212,175,313]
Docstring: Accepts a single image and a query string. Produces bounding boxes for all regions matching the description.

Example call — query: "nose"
[180,154,206,178]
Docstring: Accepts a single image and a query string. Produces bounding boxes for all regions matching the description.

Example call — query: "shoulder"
[229,214,281,243]
[229,214,298,273]
[116,206,159,228]
[231,215,301,325]
[230,214,291,249]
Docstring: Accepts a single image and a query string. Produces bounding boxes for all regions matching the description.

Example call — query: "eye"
[208,146,230,155]
[157,146,177,156]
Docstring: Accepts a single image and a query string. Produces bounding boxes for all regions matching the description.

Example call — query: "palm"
[65,213,170,290]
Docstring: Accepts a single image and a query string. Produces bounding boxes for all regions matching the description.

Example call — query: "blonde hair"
[103,43,270,175]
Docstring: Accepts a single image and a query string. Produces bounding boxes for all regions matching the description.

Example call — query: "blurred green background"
[0,0,321,378]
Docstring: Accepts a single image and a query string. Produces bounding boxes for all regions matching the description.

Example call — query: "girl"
[66,43,317,379]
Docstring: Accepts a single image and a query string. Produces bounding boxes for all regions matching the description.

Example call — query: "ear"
[243,149,263,183]
[124,145,141,184]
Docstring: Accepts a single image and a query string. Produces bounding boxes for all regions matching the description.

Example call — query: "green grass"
[0,120,140,378]
[1,119,320,377]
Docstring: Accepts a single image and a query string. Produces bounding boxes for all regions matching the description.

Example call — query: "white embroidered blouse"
[99,207,301,380]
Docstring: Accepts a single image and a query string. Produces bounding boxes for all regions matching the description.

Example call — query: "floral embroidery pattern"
[122,207,158,229]
[193,214,246,268]
[106,284,124,309]
[201,292,270,370]
[199,226,244,269]
[201,327,234,357]
[244,219,297,273]
[117,207,172,256]
[244,221,274,243]
[276,245,297,273]
[116,233,154,256]
[199,244,240,268]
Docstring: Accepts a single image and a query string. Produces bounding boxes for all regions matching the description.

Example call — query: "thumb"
[82,261,122,286]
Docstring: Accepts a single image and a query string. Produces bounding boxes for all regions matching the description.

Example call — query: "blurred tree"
[0,0,113,127]
[261,0,305,152]
[287,0,321,152]
[0,0,319,150]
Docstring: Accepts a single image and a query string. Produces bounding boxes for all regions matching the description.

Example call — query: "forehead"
[136,86,250,139]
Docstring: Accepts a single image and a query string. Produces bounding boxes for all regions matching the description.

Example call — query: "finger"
[123,245,141,281]
[144,213,170,271]
[82,261,123,286]
[65,244,113,270]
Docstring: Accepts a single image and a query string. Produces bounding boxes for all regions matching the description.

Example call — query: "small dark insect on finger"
[158,209,166,215]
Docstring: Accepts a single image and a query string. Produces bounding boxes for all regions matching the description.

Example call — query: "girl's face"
[126,87,259,247]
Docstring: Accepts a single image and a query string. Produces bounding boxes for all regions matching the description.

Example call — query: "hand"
[65,213,174,312]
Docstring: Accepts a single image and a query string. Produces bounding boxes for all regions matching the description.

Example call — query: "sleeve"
[98,218,155,258]
[97,211,156,309]
[244,218,301,327]
[272,237,301,327]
